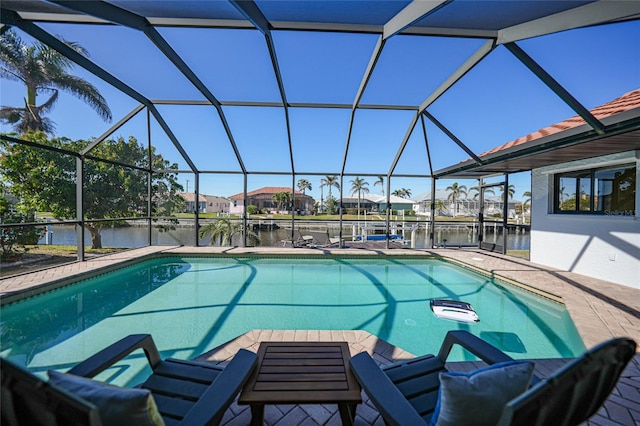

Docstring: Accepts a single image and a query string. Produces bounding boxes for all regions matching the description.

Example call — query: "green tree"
[324,196,337,216]
[0,210,45,260]
[350,177,369,215]
[445,182,467,215]
[297,178,312,194]
[0,132,183,249]
[0,29,111,134]
[271,191,291,211]
[374,176,384,196]
[199,218,259,246]
[320,175,340,214]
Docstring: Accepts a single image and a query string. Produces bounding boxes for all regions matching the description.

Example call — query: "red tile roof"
[480,89,640,157]
[229,186,304,199]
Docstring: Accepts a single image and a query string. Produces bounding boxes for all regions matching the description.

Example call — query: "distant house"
[179,193,231,213]
[180,193,206,213]
[340,194,415,212]
[203,195,231,214]
[229,187,314,214]
[413,190,520,218]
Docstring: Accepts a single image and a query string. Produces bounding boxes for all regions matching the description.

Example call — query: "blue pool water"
[0,256,584,385]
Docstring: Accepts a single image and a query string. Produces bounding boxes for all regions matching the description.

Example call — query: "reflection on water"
[39,222,530,250]
[0,260,189,365]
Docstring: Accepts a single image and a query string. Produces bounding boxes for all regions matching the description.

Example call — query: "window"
[554,164,636,215]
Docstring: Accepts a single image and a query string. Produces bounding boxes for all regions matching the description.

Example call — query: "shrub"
[0,211,45,261]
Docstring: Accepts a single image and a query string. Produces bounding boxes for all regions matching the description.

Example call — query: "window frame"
[552,163,636,215]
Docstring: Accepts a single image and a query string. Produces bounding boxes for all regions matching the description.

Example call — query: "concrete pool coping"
[1,245,639,424]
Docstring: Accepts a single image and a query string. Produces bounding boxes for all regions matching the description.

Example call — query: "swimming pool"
[0,256,585,385]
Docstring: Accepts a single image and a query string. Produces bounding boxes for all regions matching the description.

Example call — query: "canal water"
[39,222,530,251]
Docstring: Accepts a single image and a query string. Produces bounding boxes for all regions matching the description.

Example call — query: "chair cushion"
[430,360,534,426]
[48,370,164,426]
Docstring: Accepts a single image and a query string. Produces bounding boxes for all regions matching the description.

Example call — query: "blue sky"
[1,18,638,203]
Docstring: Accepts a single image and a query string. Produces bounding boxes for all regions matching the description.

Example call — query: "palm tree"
[297,178,312,194]
[469,185,495,200]
[522,190,532,216]
[350,177,369,215]
[0,29,112,134]
[445,182,467,216]
[500,184,516,201]
[320,175,340,214]
[374,176,384,196]
[199,219,260,246]
[391,188,412,198]
[522,191,531,208]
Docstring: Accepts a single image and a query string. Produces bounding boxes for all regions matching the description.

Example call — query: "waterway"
[39,221,530,251]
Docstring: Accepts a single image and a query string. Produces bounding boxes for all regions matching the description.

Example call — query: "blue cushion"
[48,370,164,426]
[429,360,534,426]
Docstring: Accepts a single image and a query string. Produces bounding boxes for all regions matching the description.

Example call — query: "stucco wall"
[530,151,640,289]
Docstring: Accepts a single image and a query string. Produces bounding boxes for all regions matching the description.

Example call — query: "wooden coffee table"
[238,341,362,425]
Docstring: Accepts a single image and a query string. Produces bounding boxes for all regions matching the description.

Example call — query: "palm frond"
[50,73,112,121]
[38,90,59,114]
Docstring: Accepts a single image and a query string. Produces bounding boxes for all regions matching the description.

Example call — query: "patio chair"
[280,229,314,247]
[350,330,635,426]
[1,334,258,426]
[308,230,340,248]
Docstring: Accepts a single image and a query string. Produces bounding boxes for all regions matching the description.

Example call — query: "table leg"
[250,404,265,426]
[338,403,357,425]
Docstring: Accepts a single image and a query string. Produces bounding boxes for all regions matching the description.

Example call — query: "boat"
[430,299,480,323]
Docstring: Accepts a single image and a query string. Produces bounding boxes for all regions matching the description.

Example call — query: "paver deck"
[1,245,639,425]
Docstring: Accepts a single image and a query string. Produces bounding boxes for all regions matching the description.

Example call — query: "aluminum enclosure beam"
[341,35,386,174]
[341,0,451,175]
[421,115,434,176]
[383,0,451,39]
[498,0,640,44]
[83,104,146,155]
[419,39,495,112]
[50,0,248,174]
[505,42,606,135]
[388,112,419,176]
[423,111,483,164]
[151,99,418,110]
[388,39,495,177]
[13,11,498,39]
[230,0,296,175]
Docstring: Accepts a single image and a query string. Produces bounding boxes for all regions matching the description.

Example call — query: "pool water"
[0,256,585,385]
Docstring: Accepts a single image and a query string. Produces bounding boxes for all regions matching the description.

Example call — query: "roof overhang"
[433,108,640,179]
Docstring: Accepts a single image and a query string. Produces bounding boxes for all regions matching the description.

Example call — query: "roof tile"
[481,89,640,157]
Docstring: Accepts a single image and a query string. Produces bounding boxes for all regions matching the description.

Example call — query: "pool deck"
[1,245,639,425]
